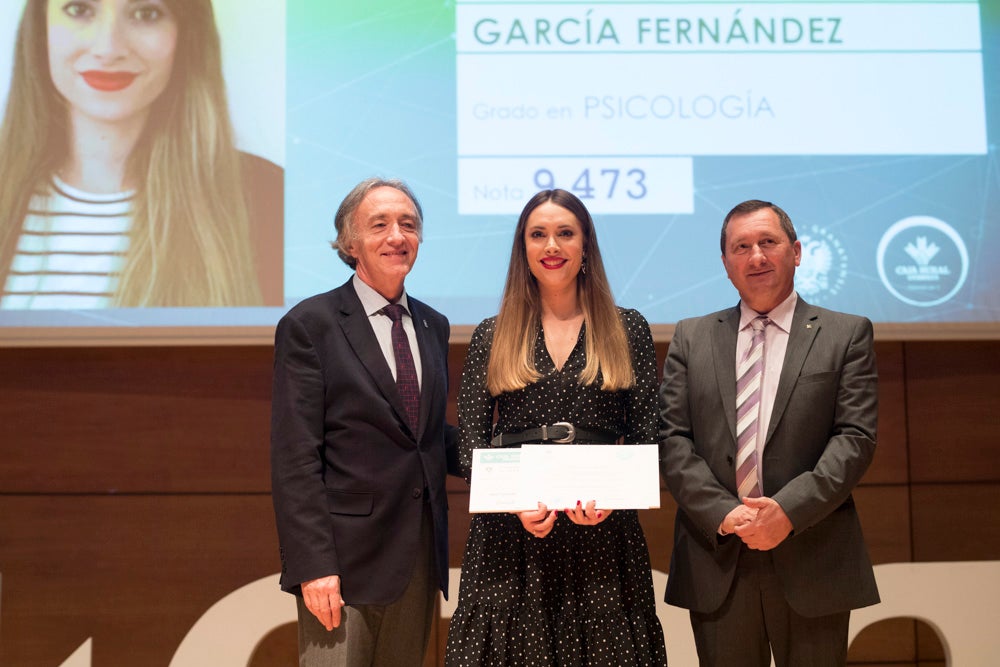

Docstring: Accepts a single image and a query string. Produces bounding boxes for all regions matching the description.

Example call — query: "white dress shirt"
[353,274,423,390]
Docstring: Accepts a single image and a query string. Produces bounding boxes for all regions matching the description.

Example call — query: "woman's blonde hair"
[486,189,634,395]
[0,0,262,306]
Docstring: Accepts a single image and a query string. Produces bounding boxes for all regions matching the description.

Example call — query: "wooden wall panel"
[866,341,910,485]
[0,347,272,493]
[0,340,998,666]
[638,492,679,574]
[854,485,912,565]
[906,341,1000,483]
[910,484,1000,561]
[0,494,279,667]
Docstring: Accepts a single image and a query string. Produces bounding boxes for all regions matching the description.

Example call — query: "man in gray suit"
[658,200,880,666]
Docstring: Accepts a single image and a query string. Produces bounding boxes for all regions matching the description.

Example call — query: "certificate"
[468,448,524,513]
[468,444,660,513]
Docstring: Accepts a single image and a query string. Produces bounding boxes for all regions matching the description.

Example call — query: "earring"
[581,257,588,275]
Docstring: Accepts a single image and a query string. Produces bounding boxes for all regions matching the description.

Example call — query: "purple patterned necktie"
[383,303,420,432]
[735,316,771,499]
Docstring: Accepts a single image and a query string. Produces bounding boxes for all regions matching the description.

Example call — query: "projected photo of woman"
[0,0,283,309]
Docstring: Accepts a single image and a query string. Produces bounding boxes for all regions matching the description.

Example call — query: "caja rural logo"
[877,216,969,307]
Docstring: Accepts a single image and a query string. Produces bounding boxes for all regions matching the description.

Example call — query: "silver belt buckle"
[550,421,575,443]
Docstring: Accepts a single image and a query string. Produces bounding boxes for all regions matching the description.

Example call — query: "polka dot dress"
[445,308,668,667]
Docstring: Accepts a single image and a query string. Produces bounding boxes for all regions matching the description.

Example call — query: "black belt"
[490,422,617,447]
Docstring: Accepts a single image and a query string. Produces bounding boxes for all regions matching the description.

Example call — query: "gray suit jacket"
[658,297,880,617]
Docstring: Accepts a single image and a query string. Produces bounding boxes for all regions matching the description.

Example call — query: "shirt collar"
[739,291,797,333]
[353,274,410,317]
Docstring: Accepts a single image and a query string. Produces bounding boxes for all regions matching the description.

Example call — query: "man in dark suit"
[658,200,880,666]
[270,178,455,666]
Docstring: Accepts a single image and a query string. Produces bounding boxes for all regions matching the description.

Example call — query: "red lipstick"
[82,70,137,92]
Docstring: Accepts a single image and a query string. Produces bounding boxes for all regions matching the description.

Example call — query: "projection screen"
[0,0,996,344]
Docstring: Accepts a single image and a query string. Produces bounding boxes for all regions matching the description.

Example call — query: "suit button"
[412,487,422,499]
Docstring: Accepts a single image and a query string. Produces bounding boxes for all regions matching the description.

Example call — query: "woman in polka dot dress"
[445,189,667,666]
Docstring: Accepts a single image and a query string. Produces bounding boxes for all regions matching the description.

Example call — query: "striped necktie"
[735,316,770,499]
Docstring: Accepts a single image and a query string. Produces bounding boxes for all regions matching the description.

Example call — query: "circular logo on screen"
[795,225,847,303]
[876,216,969,307]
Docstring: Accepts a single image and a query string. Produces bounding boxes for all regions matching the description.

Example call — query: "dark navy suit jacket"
[270,278,454,604]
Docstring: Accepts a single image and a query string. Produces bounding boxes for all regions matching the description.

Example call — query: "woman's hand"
[563,499,612,526]
[517,502,557,538]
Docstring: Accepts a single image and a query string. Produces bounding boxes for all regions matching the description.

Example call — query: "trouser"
[690,548,850,667]
[297,505,437,667]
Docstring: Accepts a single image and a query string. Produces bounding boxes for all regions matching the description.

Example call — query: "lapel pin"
[423,319,428,328]
[806,324,813,329]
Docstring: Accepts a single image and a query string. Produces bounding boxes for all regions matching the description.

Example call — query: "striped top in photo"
[1,176,134,310]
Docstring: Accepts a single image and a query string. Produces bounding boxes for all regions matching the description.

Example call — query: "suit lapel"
[765,298,820,444]
[337,284,413,437]
[713,306,741,445]
[409,299,439,442]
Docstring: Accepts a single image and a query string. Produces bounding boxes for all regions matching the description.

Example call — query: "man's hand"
[734,496,793,550]
[720,504,758,535]
[301,575,345,631]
